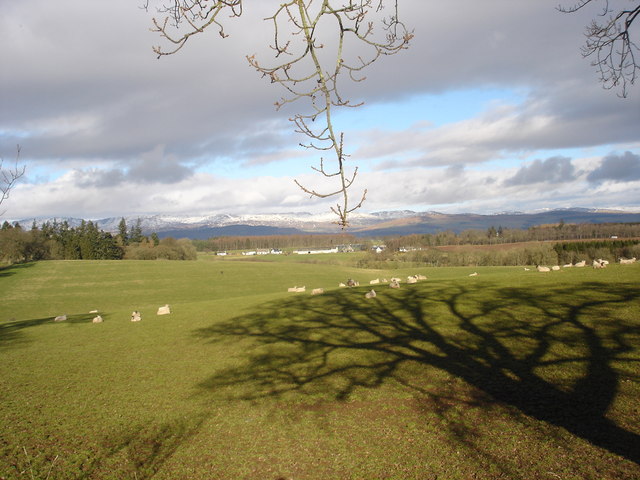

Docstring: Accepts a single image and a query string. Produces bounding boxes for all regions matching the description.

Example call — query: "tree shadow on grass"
[83,414,209,480]
[0,261,36,277]
[194,280,640,464]
[0,313,106,350]
[0,316,52,350]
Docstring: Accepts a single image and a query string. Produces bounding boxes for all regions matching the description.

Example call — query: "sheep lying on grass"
[157,304,171,315]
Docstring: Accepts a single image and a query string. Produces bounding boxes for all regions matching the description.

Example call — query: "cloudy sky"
[1,0,639,222]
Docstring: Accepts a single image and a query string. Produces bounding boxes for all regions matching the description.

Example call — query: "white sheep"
[131,311,141,322]
[406,276,418,284]
[54,315,67,322]
[92,315,103,323]
[389,280,400,289]
[551,266,560,271]
[469,272,478,277]
[619,257,637,264]
[157,304,171,315]
[369,278,380,285]
[536,265,551,272]
[311,288,324,295]
[365,289,377,299]
[574,260,586,267]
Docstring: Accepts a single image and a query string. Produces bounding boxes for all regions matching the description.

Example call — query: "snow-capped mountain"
[14,208,640,238]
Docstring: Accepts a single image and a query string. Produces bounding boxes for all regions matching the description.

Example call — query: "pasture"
[1,257,639,479]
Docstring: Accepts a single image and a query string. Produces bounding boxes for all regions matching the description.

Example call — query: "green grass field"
[1,257,639,479]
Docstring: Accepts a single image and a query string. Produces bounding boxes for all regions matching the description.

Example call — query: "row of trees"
[0,220,123,263]
[359,240,640,269]
[553,239,639,265]
[192,233,360,252]
[0,219,195,264]
[192,222,640,255]
[382,222,640,250]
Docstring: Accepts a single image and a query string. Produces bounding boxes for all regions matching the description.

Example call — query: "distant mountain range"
[16,207,640,238]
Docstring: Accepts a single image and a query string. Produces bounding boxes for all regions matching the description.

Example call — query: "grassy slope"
[0,258,639,479]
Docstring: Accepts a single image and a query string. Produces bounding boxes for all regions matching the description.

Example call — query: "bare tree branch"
[0,145,26,216]
[147,1,412,228]
[560,0,640,97]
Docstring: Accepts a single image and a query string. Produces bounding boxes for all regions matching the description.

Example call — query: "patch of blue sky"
[331,87,528,132]
[0,128,31,140]
[196,153,307,179]
[197,87,532,179]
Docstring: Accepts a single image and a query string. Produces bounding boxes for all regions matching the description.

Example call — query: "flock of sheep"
[533,256,636,272]
[52,304,171,324]
[288,256,638,298]
[288,274,430,299]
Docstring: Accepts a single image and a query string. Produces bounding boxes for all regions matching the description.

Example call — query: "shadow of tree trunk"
[194,280,640,464]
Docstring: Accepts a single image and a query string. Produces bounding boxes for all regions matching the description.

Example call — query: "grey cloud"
[127,145,193,184]
[587,151,640,183]
[4,0,638,170]
[505,156,576,186]
[70,145,193,187]
[73,168,126,188]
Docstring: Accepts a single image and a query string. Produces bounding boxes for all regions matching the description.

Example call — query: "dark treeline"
[359,240,640,269]
[553,239,640,265]
[382,222,640,250]
[192,233,360,252]
[358,223,640,268]
[0,218,196,264]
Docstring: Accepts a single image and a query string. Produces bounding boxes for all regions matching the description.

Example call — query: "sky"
[1,0,639,222]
